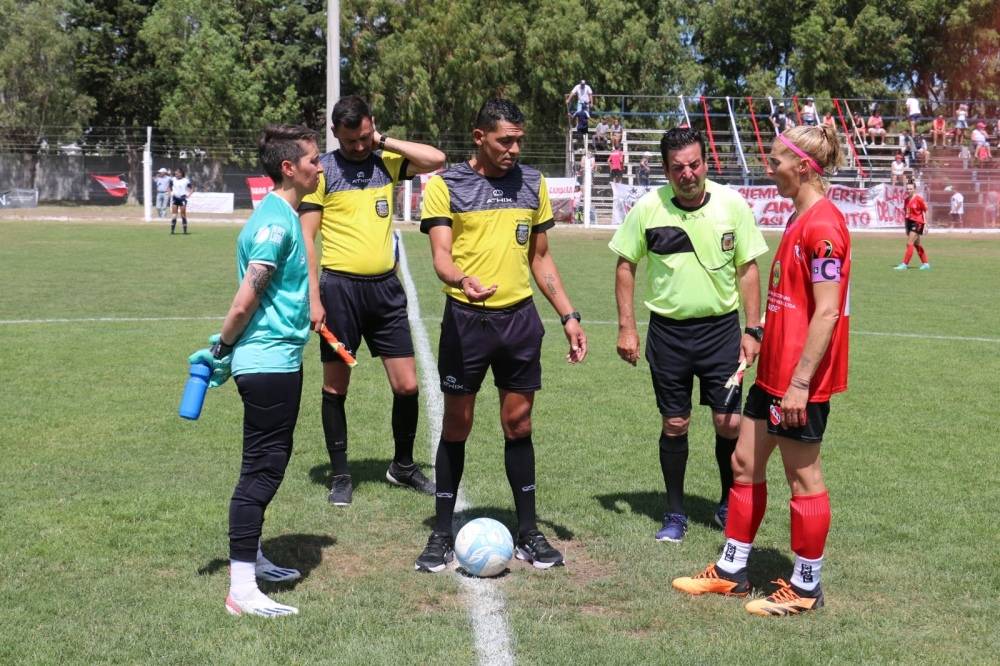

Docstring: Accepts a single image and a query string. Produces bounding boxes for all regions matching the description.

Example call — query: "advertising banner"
[246,176,274,209]
[186,192,235,214]
[0,188,38,208]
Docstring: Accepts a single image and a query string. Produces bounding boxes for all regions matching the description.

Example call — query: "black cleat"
[414,531,454,573]
[515,530,564,569]
[386,461,435,495]
[327,474,353,506]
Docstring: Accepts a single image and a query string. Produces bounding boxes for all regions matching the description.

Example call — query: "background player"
[414,98,587,573]
[170,167,194,234]
[894,182,931,270]
[188,124,321,617]
[673,124,851,617]
[610,127,766,543]
[299,96,446,506]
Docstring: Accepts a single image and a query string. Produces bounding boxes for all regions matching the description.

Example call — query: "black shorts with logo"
[646,309,742,417]
[743,384,830,443]
[905,219,925,235]
[318,268,414,362]
[438,296,544,395]
[172,195,188,207]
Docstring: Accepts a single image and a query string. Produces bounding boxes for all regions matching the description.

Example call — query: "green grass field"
[1,219,997,664]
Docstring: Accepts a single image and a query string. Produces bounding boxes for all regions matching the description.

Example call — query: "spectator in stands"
[900,130,917,167]
[608,145,624,184]
[905,96,922,137]
[867,110,887,145]
[930,115,947,147]
[800,98,818,126]
[972,122,992,165]
[985,190,999,228]
[771,103,790,135]
[954,103,969,146]
[948,186,964,228]
[566,79,593,113]
[916,135,930,169]
[822,111,836,128]
[594,117,610,151]
[154,167,171,218]
[611,117,624,150]
[852,112,868,144]
[639,152,652,187]
[569,107,591,151]
[579,149,596,179]
[890,153,907,187]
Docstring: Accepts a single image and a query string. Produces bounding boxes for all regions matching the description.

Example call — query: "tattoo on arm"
[543,273,558,297]
[249,264,275,297]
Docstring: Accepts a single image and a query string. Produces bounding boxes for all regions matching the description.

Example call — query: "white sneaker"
[255,562,301,583]
[225,590,299,617]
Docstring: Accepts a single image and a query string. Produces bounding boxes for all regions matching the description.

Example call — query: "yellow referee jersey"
[420,162,554,308]
[299,149,408,275]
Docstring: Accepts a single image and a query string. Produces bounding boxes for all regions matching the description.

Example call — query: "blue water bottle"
[179,363,212,420]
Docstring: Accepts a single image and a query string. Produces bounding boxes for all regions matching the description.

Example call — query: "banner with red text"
[547,177,578,223]
[732,183,906,229]
[609,183,907,229]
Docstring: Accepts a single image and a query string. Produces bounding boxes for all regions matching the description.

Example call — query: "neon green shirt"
[609,179,767,319]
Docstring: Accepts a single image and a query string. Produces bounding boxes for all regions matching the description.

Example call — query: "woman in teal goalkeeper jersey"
[188,124,322,618]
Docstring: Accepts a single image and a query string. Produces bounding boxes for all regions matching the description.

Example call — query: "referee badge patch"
[515,221,529,245]
[721,232,735,251]
[375,198,389,218]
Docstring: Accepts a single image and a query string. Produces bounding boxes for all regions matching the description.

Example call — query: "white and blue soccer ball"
[454,518,514,577]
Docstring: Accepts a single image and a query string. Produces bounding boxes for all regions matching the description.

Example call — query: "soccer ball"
[454,518,514,578]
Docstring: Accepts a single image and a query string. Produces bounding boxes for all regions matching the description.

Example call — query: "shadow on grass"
[197,533,337,591]
[308,457,433,489]
[418,505,575,541]
[748,546,795,588]
[593,491,724,530]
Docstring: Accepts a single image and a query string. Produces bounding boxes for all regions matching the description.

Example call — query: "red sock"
[903,245,914,264]
[790,491,831,559]
[725,481,767,543]
[916,245,928,263]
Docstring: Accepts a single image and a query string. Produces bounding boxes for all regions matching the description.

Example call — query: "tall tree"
[0,0,93,188]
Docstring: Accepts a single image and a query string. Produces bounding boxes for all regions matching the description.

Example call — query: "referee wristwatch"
[560,311,581,326]
[745,326,764,342]
[378,135,389,151]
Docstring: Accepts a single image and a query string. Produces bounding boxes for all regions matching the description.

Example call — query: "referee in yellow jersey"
[299,96,446,506]
[413,98,587,573]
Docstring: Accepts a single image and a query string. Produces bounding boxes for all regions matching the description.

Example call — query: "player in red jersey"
[673,124,851,617]
[894,182,931,270]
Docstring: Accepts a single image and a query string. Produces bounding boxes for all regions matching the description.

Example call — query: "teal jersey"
[231,193,310,376]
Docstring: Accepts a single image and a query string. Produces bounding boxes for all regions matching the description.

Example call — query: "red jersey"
[608,151,624,170]
[905,195,927,223]
[757,197,851,401]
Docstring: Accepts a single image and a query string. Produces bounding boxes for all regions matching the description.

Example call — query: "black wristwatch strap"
[378,135,388,151]
[745,326,764,342]
[560,311,581,326]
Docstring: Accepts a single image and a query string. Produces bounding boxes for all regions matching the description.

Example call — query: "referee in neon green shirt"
[610,128,767,544]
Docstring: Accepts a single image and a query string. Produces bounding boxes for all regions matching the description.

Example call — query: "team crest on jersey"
[769,404,782,426]
[721,232,735,251]
[515,221,529,245]
[375,198,389,218]
[794,244,803,262]
[771,260,781,287]
[813,239,834,258]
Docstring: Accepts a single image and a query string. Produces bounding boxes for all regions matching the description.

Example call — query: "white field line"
[396,233,515,666]
[2,315,998,346]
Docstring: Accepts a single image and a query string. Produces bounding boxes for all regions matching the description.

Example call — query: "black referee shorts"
[318,268,414,362]
[438,296,544,395]
[743,384,830,443]
[645,310,742,417]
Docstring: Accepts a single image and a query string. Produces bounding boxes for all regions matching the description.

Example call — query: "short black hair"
[474,98,525,132]
[258,124,319,182]
[331,95,373,130]
[660,127,706,163]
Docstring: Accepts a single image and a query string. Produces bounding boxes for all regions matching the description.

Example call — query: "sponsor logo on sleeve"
[253,226,270,244]
[812,239,834,258]
[515,221,529,245]
[269,226,286,244]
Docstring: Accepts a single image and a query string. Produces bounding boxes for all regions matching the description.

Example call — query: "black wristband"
[458,275,469,290]
[210,338,234,359]
[560,311,581,326]
[378,135,388,151]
